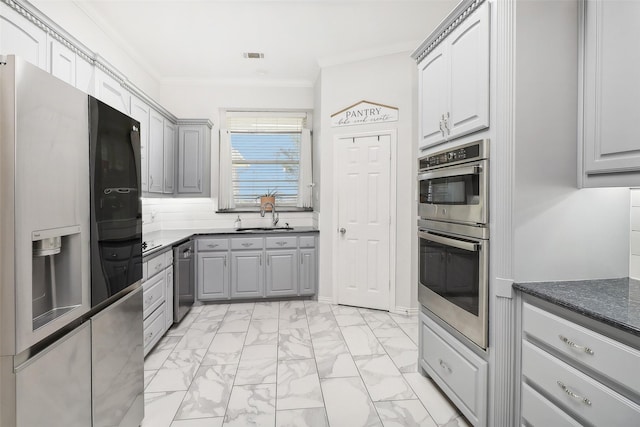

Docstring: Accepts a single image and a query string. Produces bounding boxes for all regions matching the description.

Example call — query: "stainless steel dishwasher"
[173,240,195,323]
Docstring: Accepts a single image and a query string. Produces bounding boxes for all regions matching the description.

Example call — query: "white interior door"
[337,134,391,310]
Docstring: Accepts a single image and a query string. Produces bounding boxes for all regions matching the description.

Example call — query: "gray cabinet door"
[582,0,640,179]
[130,96,150,193]
[163,121,176,194]
[178,126,203,194]
[266,249,297,297]
[231,251,264,298]
[198,252,229,300]
[148,109,164,193]
[299,247,317,296]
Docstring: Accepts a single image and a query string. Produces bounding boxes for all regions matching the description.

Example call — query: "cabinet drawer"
[522,340,640,426]
[266,236,297,249]
[299,236,316,248]
[420,313,487,425]
[142,262,148,282]
[147,253,166,278]
[197,238,229,251]
[142,274,165,320]
[231,237,263,250]
[521,383,582,427]
[523,303,640,394]
[143,306,165,356]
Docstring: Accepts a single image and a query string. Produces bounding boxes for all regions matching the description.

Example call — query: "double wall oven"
[418,139,489,349]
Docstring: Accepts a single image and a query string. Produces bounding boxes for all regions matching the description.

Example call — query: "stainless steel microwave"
[418,139,489,226]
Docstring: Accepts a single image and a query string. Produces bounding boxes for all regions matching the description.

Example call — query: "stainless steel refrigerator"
[0,55,143,427]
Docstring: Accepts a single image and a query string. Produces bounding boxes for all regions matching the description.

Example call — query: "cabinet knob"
[339,228,346,235]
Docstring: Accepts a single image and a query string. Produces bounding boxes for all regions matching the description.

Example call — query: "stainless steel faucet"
[260,202,279,227]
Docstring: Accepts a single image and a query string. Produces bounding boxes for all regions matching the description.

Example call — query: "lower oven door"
[418,228,488,349]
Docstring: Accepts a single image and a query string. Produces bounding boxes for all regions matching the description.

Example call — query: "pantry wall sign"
[331,100,399,127]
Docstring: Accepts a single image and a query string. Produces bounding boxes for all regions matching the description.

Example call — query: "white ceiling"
[73,0,456,87]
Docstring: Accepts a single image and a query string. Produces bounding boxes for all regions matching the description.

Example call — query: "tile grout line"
[171,303,235,425]
[303,301,330,425]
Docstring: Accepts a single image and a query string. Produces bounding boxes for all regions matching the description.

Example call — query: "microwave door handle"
[418,164,482,181]
[418,231,479,252]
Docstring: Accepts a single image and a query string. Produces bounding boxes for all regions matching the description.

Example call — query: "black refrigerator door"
[89,96,142,307]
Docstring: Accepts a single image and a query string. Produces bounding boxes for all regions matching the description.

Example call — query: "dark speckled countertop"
[142,227,319,259]
[514,278,640,337]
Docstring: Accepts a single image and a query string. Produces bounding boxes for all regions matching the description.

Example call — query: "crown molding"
[2,0,180,122]
[411,0,486,63]
[176,118,214,129]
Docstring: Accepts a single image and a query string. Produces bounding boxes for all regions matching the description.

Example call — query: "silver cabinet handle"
[267,255,270,266]
[339,228,346,235]
[207,244,218,248]
[241,242,253,248]
[300,253,303,265]
[150,175,154,186]
[155,264,162,271]
[438,359,452,373]
[276,241,287,246]
[439,116,445,137]
[443,112,450,135]
[259,254,262,265]
[559,335,594,355]
[223,255,227,267]
[557,381,591,406]
[144,331,153,344]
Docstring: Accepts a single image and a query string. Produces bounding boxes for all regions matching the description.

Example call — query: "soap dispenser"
[234,215,242,229]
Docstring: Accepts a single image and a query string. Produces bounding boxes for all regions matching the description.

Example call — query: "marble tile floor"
[143,300,471,427]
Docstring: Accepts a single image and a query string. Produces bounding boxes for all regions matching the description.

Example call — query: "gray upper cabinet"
[265,249,297,296]
[130,96,150,193]
[415,1,490,151]
[163,121,176,194]
[148,109,165,193]
[177,122,212,197]
[581,0,640,187]
[0,3,48,71]
[231,251,264,298]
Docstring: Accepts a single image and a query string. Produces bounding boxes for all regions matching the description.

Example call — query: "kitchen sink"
[236,227,294,232]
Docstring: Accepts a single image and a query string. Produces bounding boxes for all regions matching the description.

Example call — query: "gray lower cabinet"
[231,250,264,298]
[299,247,317,296]
[520,300,640,426]
[195,233,318,301]
[266,249,297,296]
[198,251,229,300]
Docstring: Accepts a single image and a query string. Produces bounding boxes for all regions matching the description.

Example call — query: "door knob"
[339,228,346,234]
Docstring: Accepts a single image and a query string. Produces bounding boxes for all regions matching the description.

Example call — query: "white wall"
[138,83,316,236]
[30,0,161,99]
[631,190,640,279]
[316,52,417,312]
[513,0,630,282]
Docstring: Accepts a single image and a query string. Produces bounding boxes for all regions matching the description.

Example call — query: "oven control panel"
[419,139,487,170]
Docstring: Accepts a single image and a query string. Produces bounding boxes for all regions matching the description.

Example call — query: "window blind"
[227,113,307,207]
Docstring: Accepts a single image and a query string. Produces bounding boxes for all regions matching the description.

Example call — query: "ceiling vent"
[243,52,265,59]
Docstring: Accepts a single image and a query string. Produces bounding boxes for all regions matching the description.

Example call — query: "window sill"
[216,207,313,214]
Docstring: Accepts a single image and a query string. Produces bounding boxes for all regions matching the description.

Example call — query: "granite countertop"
[514,278,640,337]
[142,227,319,258]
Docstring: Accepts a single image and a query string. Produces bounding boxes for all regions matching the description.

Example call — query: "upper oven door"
[418,159,488,225]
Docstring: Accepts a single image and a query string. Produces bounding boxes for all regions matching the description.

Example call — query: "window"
[219,112,312,211]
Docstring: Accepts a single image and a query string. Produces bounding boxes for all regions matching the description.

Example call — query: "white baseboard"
[317,296,334,305]
[390,306,419,316]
